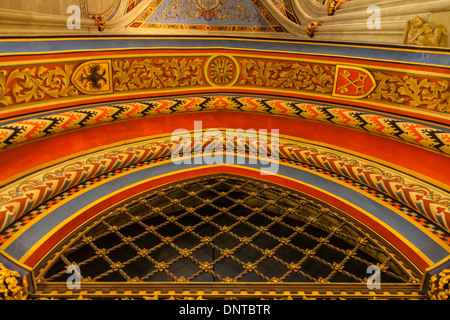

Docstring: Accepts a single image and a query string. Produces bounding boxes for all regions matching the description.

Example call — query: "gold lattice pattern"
[40,175,418,284]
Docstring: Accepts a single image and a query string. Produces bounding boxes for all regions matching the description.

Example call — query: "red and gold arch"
[0,38,449,300]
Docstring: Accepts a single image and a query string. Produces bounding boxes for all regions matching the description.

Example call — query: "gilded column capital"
[428,269,450,300]
[0,263,28,300]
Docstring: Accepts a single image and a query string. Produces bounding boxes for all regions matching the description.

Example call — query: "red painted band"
[1,112,447,186]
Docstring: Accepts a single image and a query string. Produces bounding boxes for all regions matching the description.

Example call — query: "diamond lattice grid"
[42,175,412,284]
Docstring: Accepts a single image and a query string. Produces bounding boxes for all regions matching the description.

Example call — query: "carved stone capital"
[404,15,448,47]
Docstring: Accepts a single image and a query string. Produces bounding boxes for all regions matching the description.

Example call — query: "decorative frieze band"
[1,55,449,114]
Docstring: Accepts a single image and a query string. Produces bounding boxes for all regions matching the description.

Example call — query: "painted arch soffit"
[0,111,449,251]
[0,134,449,271]
[0,96,449,157]
[0,159,446,276]
[1,133,448,213]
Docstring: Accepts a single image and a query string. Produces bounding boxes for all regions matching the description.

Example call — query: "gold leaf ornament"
[240,59,334,93]
[0,263,28,300]
[112,57,205,92]
[429,269,450,300]
[1,65,78,107]
[369,71,450,112]
[0,70,13,106]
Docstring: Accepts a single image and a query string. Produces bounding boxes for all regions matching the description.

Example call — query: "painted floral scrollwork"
[150,0,258,23]
[0,65,78,107]
[429,269,450,300]
[112,58,206,91]
[368,71,450,113]
[239,59,334,93]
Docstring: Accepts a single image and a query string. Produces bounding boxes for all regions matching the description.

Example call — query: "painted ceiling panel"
[127,0,285,32]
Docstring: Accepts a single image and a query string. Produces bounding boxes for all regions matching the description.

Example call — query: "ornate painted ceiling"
[0,0,449,301]
[127,0,287,32]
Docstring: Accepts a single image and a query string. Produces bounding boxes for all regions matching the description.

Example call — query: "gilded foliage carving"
[368,71,450,113]
[0,65,78,107]
[429,269,450,300]
[0,263,28,300]
[239,59,334,93]
[112,58,206,91]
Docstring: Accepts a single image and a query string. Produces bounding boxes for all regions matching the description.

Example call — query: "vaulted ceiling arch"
[0,109,448,283]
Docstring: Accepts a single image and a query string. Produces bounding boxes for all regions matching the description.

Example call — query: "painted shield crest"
[333,65,376,99]
[71,59,113,95]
